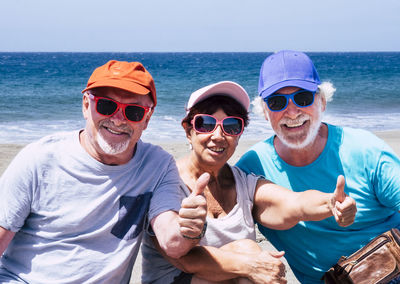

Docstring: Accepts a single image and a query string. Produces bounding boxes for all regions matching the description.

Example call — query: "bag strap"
[322,268,340,284]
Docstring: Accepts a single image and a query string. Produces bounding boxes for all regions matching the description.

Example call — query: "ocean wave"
[1,112,399,144]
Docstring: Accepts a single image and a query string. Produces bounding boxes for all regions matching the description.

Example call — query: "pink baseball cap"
[186,81,250,112]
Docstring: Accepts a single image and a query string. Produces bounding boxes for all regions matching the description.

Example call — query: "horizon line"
[1,50,400,53]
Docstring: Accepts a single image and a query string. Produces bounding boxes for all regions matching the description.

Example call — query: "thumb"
[333,175,346,203]
[191,172,210,196]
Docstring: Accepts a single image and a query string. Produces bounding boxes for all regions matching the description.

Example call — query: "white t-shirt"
[0,130,182,284]
[141,166,259,284]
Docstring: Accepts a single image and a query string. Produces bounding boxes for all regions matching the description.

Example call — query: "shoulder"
[328,125,394,167]
[137,141,175,162]
[20,131,77,158]
[231,166,260,202]
[238,137,273,161]
[335,125,387,151]
[250,136,275,152]
[3,131,78,178]
[135,141,178,179]
[236,137,275,174]
[231,166,261,184]
[231,165,252,178]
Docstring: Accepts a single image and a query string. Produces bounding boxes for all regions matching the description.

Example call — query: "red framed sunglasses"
[88,94,151,122]
[191,114,244,136]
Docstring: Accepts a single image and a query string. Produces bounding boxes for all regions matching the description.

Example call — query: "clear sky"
[1,0,400,52]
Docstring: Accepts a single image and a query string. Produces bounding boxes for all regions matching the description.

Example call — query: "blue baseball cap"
[258,50,321,99]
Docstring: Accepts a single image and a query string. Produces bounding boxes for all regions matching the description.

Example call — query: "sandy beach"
[0,130,399,283]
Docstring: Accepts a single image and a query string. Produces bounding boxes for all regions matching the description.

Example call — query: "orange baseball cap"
[82,60,157,106]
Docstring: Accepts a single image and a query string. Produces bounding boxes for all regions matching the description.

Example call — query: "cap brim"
[81,79,151,96]
[187,81,250,111]
[260,80,319,99]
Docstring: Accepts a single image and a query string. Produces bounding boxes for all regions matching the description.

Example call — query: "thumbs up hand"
[330,175,357,227]
[179,173,209,239]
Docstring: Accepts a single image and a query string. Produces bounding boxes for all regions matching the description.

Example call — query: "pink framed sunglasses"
[191,114,244,136]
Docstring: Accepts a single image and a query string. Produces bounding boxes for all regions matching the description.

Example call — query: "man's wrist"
[182,221,207,240]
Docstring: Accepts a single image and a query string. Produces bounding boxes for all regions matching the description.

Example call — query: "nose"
[211,125,225,140]
[109,108,127,125]
[284,98,301,118]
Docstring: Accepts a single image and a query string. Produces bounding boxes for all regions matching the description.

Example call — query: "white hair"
[251,81,336,117]
[319,81,336,102]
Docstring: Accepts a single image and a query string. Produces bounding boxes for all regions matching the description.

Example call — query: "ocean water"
[0,52,400,144]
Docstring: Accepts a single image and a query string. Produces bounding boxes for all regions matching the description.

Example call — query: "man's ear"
[319,93,327,112]
[82,94,89,120]
[262,102,269,121]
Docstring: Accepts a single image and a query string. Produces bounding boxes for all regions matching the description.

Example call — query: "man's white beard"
[96,131,130,155]
[274,108,322,150]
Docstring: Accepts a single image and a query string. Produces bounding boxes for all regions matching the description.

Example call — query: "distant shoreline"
[1,51,400,53]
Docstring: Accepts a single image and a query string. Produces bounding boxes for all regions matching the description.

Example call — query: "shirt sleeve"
[147,156,183,222]
[374,147,400,211]
[232,166,261,204]
[0,144,38,232]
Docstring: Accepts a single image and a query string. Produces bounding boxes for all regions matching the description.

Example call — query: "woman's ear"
[182,122,192,139]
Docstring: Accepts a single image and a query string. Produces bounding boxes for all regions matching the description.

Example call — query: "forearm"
[254,187,333,230]
[0,226,15,255]
[175,246,253,281]
[153,237,285,282]
[150,236,243,281]
[297,190,333,221]
[255,177,355,229]
[156,173,208,258]
[152,211,200,259]
[177,244,285,283]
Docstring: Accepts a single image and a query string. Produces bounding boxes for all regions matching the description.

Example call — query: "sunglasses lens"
[222,117,243,135]
[194,115,217,133]
[125,105,146,122]
[95,97,146,122]
[96,98,118,115]
[294,91,314,107]
[267,96,287,111]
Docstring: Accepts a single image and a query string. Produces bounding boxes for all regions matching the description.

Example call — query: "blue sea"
[1,52,400,144]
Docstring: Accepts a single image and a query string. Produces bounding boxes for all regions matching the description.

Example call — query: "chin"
[97,132,131,155]
[278,121,321,150]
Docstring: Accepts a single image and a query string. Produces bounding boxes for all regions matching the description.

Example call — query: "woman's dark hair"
[182,94,249,133]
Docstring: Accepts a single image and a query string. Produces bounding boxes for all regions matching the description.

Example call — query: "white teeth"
[210,147,224,152]
[285,121,304,128]
[281,114,310,129]
[107,128,124,135]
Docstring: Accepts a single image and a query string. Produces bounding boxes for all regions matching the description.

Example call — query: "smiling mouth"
[209,147,225,153]
[104,126,129,136]
[283,120,308,129]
